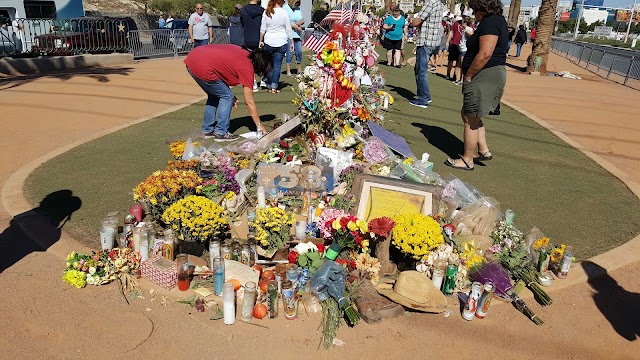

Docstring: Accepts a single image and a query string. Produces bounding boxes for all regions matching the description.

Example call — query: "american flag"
[304,1,357,53]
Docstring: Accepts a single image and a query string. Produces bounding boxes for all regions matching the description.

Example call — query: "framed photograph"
[350,174,442,222]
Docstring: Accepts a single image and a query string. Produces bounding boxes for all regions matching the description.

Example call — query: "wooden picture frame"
[350,174,442,222]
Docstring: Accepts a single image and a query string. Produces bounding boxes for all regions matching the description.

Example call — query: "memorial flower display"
[62,9,575,351]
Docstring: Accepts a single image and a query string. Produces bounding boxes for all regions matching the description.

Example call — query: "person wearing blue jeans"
[286,39,302,75]
[409,0,444,109]
[184,45,273,141]
[263,43,288,91]
[413,46,434,107]
[189,72,235,136]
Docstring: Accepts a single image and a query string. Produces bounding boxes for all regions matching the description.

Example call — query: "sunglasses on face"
[196,7,203,9]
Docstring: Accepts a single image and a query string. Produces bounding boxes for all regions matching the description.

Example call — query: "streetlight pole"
[573,0,585,39]
[624,0,637,43]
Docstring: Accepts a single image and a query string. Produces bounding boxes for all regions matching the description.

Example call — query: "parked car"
[31,16,138,56]
[152,19,189,51]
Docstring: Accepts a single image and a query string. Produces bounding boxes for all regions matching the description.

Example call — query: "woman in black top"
[445,0,508,171]
[514,24,527,57]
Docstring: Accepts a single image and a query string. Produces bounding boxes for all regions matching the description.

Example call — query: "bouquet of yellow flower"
[250,207,295,251]
[392,214,444,260]
[133,169,202,219]
[161,195,228,242]
[169,141,201,160]
[165,159,201,172]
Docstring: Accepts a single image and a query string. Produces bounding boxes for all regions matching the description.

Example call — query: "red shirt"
[531,28,536,40]
[451,22,464,45]
[184,44,254,88]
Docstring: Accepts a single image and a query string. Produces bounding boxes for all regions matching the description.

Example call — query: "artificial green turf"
[24,51,640,259]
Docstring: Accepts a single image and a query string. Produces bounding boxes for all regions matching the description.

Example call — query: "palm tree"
[507,0,522,28]
[526,0,559,74]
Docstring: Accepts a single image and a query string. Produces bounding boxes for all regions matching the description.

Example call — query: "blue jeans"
[264,43,288,89]
[414,46,434,105]
[286,39,302,65]
[188,68,234,135]
[193,39,208,48]
[516,42,523,57]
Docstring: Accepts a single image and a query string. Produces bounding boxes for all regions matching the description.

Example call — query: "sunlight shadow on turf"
[582,261,640,342]
[387,85,416,101]
[412,122,464,158]
[0,190,82,273]
[229,114,276,134]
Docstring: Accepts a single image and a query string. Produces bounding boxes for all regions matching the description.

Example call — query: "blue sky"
[512,0,637,8]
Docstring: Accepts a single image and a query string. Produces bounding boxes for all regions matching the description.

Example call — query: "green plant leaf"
[210,308,224,320]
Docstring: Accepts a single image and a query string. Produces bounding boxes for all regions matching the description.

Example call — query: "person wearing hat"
[376,271,448,313]
[229,4,245,46]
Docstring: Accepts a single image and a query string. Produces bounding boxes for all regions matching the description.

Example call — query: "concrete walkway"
[0,52,639,358]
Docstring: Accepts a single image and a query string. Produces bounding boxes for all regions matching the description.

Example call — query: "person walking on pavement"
[158,15,165,28]
[507,25,515,54]
[444,0,508,171]
[514,24,526,57]
[259,0,294,94]
[184,44,273,141]
[409,0,444,109]
[189,3,213,48]
[241,0,266,90]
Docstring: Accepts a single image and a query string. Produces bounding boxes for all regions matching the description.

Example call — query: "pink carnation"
[317,208,349,238]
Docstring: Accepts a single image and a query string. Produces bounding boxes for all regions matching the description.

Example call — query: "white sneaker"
[259,81,267,88]
[253,83,259,92]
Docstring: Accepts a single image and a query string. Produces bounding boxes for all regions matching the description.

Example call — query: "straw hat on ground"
[376,271,448,313]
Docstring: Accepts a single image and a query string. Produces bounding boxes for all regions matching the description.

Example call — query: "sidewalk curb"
[1,95,205,253]
[501,99,640,292]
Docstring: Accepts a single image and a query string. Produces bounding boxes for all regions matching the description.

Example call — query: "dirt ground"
[1,49,639,359]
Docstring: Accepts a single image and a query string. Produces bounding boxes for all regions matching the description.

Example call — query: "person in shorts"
[382,6,406,67]
[444,0,508,171]
[446,15,464,80]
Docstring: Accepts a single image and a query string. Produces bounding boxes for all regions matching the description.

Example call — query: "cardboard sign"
[224,259,260,297]
[257,116,302,150]
[368,122,415,159]
[256,163,334,195]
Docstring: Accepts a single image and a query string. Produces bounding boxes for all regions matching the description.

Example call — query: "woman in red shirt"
[184,44,273,141]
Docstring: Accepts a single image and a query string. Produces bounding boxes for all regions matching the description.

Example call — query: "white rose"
[86,276,95,286]
[88,267,96,275]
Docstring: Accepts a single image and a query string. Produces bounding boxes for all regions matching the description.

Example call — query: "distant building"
[582,0,604,7]
[582,8,608,25]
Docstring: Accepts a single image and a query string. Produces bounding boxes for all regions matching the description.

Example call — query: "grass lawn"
[24,49,640,259]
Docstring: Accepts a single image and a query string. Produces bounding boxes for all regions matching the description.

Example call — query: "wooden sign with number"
[256,163,334,195]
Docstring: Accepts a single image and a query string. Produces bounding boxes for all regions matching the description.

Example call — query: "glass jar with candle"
[240,244,250,265]
[176,254,190,291]
[99,218,117,251]
[267,280,278,318]
[241,281,257,322]
[281,280,297,320]
[295,220,307,240]
[247,237,257,266]
[231,241,241,261]
[286,263,299,283]
[221,243,232,260]
[223,283,236,325]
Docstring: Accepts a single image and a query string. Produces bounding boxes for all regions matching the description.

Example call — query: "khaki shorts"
[462,65,506,117]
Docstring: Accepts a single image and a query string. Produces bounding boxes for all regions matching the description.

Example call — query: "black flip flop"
[474,151,493,161]
[444,157,474,171]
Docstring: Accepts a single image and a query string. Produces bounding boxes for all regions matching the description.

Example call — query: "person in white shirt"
[259,0,294,93]
[188,3,213,48]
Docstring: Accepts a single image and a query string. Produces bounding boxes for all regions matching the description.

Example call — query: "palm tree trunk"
[527,0,558,74]
[507,0,522,28]
[449,0,456,14]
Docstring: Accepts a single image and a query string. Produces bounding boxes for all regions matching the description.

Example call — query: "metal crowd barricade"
[551,38,640,91]
[129,28,230,59]
[1,18,136,57]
